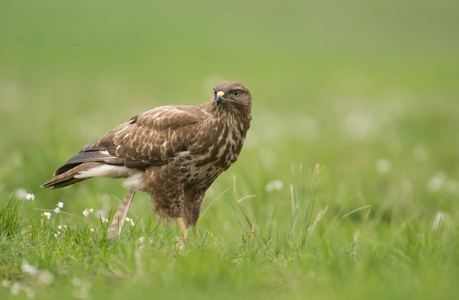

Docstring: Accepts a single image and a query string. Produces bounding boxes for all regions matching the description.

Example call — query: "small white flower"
[83,208,94,217]
[54,232,61,238]
[15,189,36,200]
[25,193,35,200]
[265,180,284,192]
[54,207,60,214]
[42,212,52,220]
[2,279,11,287]
[10,282,21,295]
[83,208,93,217]
[14,188,27,199]
[72,278,82,286]
[57,202,64,208]
[427,171,447,192]
[375,158,391,174]
[38,270,54,285]
[58,225,67,230]
[90,228,95,232]
[21,260,38,276]
[101,217,108,223]
[125,217,135,226]
[139,237,145,243]
[345,111,372,139]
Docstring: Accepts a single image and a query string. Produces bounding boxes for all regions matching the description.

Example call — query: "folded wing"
[42,105,204,188]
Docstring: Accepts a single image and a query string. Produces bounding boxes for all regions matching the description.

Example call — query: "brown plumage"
[41,81,252,242]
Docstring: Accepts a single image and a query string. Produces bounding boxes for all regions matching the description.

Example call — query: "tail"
[41,162,102,189]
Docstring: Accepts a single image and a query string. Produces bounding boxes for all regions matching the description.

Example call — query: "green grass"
[1,0,459,299]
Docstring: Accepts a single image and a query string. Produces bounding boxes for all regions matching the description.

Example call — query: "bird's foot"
[173,217,188,250]
[174,237,187,251]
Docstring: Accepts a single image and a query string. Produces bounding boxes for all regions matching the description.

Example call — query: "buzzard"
[41,81,252,244]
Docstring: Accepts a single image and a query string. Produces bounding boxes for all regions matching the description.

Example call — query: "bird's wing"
[54,105,204,175]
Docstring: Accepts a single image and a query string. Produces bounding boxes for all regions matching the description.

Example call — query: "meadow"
[1,1,458,299]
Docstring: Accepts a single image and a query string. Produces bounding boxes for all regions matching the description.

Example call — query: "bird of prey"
[41,81,252,244]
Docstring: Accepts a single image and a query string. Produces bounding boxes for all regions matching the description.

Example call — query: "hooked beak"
[216,91,225,105]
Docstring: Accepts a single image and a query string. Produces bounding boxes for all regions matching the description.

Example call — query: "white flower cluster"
[83,208,93,217]
[25,193,35,200]
[125,217,135,226]
[58,225,67,230]
[21,260,38,276]
[41,212,52,220]
[15,189,35,200]
[375,158,392,174]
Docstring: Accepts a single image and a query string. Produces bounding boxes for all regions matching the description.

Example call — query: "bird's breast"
[178,117,247,185]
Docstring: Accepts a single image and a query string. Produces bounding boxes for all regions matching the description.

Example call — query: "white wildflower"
[265,180,284,192]
[21,260,38,276]
[427,171,447,192]
[42,212,51,220]
[139,237,145,243]
[345,111,372,139]
[54,232,61,238]
[72,278,82,286]
[54,207,60,214]
[2,279,10,287]
[10,282,21,295]
[57,225,67,230]
[24,286,35,299]
[125,217,135,226]
[101,217,108,223]
[25,193,35,200]
[375,158,391,174]
[90,228,95,232]
[38,271,54,285]
[57,202,64,208]
[14,188,27,199]
[83,208,93,217]
[72,279,92,300]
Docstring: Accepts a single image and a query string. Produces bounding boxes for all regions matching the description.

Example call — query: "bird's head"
[212,81,252,113]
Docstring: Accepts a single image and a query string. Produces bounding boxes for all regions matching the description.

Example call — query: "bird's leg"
[192,225,201,245]
[107,189,136,240]
[176,217,188,249]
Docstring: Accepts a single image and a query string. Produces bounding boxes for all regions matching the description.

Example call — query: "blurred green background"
[1,0,458,217]
[1,0,458,299]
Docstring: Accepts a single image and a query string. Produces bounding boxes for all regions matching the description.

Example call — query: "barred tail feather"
[41,162,102,189]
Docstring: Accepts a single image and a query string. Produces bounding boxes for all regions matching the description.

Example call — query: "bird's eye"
[233,91,240,97]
